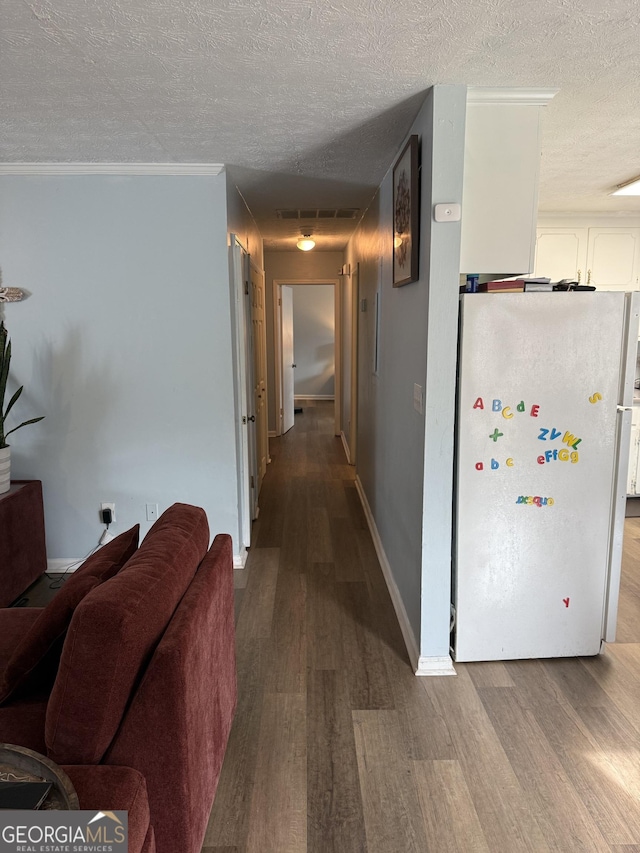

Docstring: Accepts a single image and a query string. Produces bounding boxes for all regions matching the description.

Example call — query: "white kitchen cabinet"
[460,100,545,276]
[534,226,640,290]
[587,228,640,290]
[534,228,589,282]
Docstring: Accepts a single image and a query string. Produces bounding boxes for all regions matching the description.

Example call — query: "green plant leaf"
[0,323,44,447]
[4,415,45,439]
[3,385,23,421]
[0,339,10,413]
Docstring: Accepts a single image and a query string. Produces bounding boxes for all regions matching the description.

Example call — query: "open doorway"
[273,278,341,438]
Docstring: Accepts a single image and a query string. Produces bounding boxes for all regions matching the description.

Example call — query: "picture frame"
[392,134,419,287]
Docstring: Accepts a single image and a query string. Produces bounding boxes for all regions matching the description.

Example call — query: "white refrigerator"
[453,291,640,662]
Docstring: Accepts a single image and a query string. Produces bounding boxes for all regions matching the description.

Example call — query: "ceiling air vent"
[276,208,359,220]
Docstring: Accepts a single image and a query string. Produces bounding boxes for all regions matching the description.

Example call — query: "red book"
[478,280,525,292]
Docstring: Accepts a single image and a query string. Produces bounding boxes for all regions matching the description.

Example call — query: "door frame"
[273,278,341,437]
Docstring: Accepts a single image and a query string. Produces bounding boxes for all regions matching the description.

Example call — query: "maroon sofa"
[0,503,237,853]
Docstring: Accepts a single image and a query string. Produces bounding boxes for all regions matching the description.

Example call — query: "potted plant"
[0,321,44,494]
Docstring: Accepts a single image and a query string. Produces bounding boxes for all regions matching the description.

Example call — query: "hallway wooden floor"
[203,400,640,853]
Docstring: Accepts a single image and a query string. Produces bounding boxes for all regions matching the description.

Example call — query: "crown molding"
[467,87,559,106]
[0,163,225,176]
[537,211,640,223]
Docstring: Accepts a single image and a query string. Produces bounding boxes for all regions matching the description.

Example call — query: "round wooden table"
[0,743,79,809]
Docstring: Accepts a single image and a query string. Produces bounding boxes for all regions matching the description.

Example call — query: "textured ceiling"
[2,0,640,250]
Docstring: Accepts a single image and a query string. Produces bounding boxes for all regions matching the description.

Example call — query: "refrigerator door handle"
[617,405,633,412]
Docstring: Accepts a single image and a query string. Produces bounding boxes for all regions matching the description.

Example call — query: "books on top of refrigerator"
[478,277,552,293]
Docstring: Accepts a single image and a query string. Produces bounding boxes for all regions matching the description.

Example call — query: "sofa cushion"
[45,503,209,765]
[63,765,154,853]
[0,525,139,705]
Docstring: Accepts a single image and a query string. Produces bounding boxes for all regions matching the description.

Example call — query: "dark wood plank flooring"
[12,400,640,850]
[204,399,640,852]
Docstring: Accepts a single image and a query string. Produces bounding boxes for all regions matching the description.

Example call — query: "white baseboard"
[354,476,456,677]
[51,551,250,572]
[234,549,248,569]
[294,395,335,401]
[340,430,352,464]
[416,656,457,676]
[47,558,81,574]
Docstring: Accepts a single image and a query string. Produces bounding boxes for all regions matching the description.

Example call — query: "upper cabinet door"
[460,103,543,275]
[587,228,640,290]
[534,228,588,281]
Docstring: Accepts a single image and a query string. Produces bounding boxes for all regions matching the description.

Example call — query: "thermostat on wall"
[434,203,461,222]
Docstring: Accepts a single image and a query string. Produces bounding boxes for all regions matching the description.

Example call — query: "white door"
[230,236,258,545]
[250,263,269,488]
[281,286,295,433]
[244,254,260,521]
[350,265,359,463]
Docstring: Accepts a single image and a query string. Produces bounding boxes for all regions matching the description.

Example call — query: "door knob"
[248,415,256,422]
[292,363,297,368]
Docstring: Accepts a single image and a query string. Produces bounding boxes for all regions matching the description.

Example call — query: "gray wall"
[264,251,343,432]
[292,284,335,398]
[226,177,264,271]
[0,173,241,560]
[345,85,466,663]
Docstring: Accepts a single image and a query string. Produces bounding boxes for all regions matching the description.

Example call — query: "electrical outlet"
[146,503,159,522]
[100,502,116,523]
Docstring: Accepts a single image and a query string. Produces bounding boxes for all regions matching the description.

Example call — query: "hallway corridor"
[203,400,640,853]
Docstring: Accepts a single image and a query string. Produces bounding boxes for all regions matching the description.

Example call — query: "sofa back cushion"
[0,525,140,704]
[105,534,237,853]
[45,504,209,765]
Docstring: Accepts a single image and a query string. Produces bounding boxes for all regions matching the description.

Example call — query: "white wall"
[0,172,241,560]
[291,284,335,397]
[264,251,343,431]
[345,85,467,670]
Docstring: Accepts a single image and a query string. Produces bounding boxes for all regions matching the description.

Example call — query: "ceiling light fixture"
[611,175,640,196]
[297,234,315,251]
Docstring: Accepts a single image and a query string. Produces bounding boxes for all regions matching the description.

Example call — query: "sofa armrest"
[104,533,237,853]
[62,765,154,853]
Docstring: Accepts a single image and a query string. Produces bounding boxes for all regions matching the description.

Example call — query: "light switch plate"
[434,203,461,222]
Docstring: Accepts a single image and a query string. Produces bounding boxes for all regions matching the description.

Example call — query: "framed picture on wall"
[392,134,419,287]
